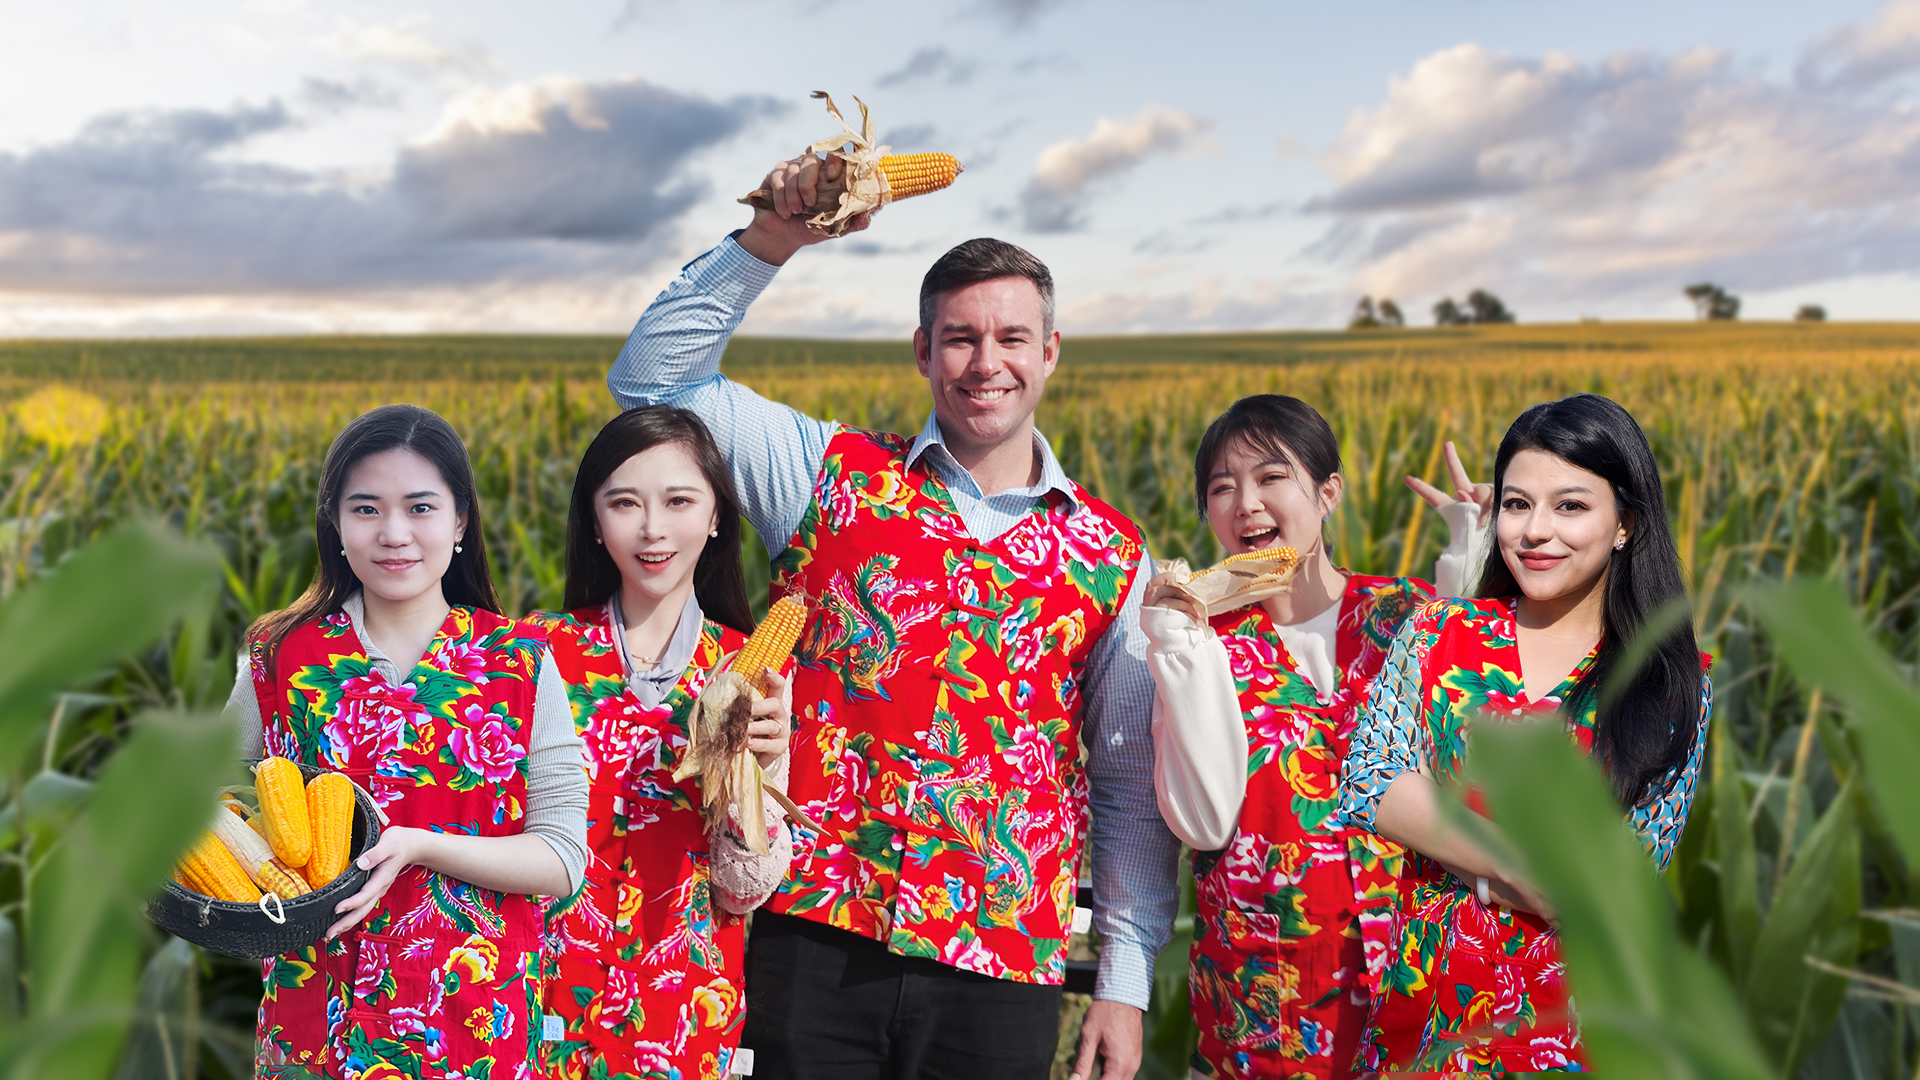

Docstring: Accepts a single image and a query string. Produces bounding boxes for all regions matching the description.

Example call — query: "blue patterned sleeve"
[1626,676,1712,873]
[1338,619,1429,835]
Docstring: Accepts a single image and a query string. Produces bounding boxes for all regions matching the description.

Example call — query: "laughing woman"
[529,406,793,1080]
[1337,393,1710,1074]
[1141,394,1489,1080]
[227,404,589,1079]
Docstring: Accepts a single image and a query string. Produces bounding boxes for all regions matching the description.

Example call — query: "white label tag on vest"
[541,1013,565,1042]
[1072,905,1093,934]
[730,1047,755,1076]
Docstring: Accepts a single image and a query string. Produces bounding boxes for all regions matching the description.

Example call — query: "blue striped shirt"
[608,233,1179,1009]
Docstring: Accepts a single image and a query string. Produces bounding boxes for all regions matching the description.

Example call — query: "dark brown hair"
[250,403,501,658]
[918,238,1056,336]
[1192,395,1343,516]
[1476,393,1702,809]
[562,406,753,634]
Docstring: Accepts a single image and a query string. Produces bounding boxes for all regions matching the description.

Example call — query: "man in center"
[608,153,1179,1080]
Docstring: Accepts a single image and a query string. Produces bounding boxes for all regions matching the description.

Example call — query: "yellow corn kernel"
[208,807,312,897]
[877,153,963,201]
[730,595,807,694]
[254,757,313,868]
[303,772,356,889]
[179,831,263,903]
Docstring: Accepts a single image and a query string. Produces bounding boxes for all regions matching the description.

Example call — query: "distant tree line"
[1347,282,1829,330]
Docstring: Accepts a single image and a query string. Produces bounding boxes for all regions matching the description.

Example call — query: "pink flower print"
[583,698,655,775]
[353,937,391,1003]
[1001,724,1058,786]
[1010,626,1045,673]
[601,966,645,1030]
[997,514,1064,587]
[430,639,491,685]
[450,706,527,783]
[1222,634,1282,688]
[941,932,1009,977]
[327,674,420,768]
[1060,505,1121,568]
[823,477,862,532]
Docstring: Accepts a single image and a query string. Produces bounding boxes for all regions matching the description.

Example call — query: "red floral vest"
[1187,575,1427,1080]
[526,605,749,1080]
[249,605,547,1079]
[763,428,1144,984]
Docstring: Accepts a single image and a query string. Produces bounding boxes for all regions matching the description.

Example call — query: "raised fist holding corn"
[741,91,963,239]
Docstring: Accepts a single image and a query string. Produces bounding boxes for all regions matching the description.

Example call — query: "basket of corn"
[145,757,382,959]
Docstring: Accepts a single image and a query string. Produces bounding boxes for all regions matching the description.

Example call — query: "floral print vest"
[762,427,1144,984]
[526,605,748,1080]
[1188,575,1427,1080]
[249,604,547,1079]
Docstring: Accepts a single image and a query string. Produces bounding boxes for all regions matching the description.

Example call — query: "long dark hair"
[1192,394,1342,516]
[1476,393,1701,808]
[561,406,754,635]
[251,404,501,658]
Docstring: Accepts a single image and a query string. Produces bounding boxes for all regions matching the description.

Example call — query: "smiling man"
[606,154,1178,1080]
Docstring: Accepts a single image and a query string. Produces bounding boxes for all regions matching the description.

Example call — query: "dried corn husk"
[674,657,823,855]
[739,91,890,237]
[1144,548,1304,620]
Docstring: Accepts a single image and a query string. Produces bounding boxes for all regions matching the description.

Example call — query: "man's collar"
[905,414,1079,507]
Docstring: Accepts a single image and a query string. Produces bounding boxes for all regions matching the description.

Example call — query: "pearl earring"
[595,537,604,544]
[340,547,346,556]
[455,541,464,554]
[709,529,719,538]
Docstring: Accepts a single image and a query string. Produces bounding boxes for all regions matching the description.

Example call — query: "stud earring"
[595,537,604,544]
[709,529,719,538]
[340,547,347,556]
[1614,536,1626,550]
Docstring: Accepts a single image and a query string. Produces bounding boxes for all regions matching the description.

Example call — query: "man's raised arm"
[606,153,879,550]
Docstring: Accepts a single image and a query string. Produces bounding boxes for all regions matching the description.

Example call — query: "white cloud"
[0,80,776,295]
[1019,104,1211,232]
[1307,23,1920,311]
[1800,0,1920,90]
[319,16,491,76]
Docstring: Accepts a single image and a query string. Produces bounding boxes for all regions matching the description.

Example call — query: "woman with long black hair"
[1337,393,1710,1074]
[528,405,792,1080]
[226,403,589,1077]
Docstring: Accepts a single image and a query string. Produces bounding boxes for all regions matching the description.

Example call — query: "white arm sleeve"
[1142,604,1247,850]
[1433,502,1487,599]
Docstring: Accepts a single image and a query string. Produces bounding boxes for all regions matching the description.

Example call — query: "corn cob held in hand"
[739,92,963,237]
[1144,547,1304,620]
[673,595,823,854]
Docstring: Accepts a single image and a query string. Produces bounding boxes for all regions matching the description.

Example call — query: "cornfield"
[1,321,1916,1078]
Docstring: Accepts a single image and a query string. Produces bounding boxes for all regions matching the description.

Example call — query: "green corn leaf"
[108,936,197,1080]
[1467,719,1771,1079]
[1713,720,1761,987]
[0,520,220,776]
[1741,780,1860,1077]
[24,710,232,1078]
[1744,579,1920,870]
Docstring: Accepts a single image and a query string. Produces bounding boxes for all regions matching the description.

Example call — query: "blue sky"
[1,0,1914,336]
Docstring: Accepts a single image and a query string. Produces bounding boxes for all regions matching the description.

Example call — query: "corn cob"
[729,595,807,693]
[1191,547,1300,577]
[303,772,356,889]
[674,595,821,853]
[208,805,312,898]
[878,153,963,201]
[254,757,313,868]
[177,831,263,903]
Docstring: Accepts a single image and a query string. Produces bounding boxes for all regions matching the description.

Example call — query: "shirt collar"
[904,414,1080,509]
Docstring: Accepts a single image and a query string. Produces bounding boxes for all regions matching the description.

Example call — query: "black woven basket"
[145,762,383,959]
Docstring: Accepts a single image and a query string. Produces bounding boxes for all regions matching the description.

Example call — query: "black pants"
[741,910,1062,1080]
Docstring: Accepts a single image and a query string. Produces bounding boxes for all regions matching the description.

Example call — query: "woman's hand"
[1406,440,1493,518]
[749,669,794,769]
[1142,568,1206,626]
[327,825,434,939]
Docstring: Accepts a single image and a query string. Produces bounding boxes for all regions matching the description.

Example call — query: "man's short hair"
[918,238,1056,337]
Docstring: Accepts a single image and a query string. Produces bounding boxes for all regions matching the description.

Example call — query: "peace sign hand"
[1405,440,1492,518]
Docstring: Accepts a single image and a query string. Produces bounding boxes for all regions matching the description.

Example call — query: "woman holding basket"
[224,403,588,1078]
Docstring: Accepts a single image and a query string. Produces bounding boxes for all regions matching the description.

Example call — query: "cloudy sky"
[2,0,1916,337]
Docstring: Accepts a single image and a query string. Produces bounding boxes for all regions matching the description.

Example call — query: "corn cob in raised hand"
[739,92,964,236]
[876,153,963,201]
[675,596,822,853]
[1146,546,1304,619]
